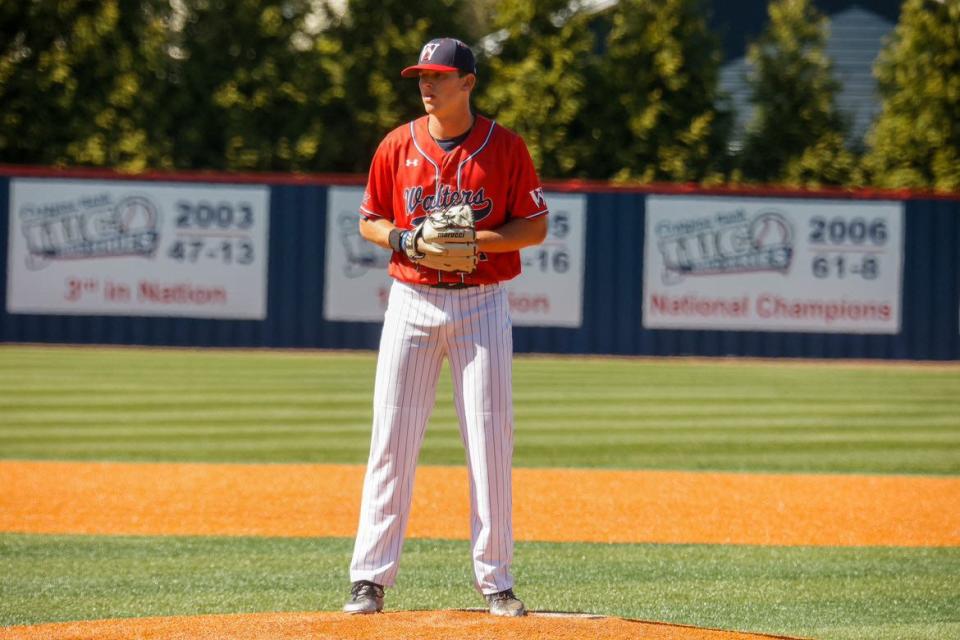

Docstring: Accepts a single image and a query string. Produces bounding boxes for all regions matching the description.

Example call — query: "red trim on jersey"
[360,115,548,286]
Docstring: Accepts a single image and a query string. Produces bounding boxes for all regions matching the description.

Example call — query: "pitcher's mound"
[0,610,806,640]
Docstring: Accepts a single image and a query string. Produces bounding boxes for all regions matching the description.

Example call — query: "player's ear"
[462,73,477,92]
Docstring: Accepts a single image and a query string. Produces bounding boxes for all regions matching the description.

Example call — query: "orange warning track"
[2,460,957,546]
[0,611,807,640]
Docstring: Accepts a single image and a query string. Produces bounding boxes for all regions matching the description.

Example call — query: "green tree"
[475,0,594,178]
[157,0,339,171]
[863,0,960,191]
[0,0,171,170]
[738,0,856,187]
[601,0,730,183]
[317,0,468,173]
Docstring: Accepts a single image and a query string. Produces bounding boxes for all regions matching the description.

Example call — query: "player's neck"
[427,110,474,140]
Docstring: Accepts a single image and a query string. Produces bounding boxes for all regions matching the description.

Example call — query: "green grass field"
[3,535,958,639]
[1,345,959,639]
[2,346,958,473]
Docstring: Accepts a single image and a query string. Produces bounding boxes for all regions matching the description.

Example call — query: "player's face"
[418,70,473,117]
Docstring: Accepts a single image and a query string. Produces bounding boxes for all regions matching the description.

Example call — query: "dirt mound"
[0,610,807,640]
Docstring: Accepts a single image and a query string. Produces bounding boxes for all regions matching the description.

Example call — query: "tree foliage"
[738,0,855,187]
[0,0,470,173]
[161,0,332,171]
[600,0,730,183]
[0,0,171,171]
[477,0,729,182]
[9,0,957,192]
[863,0,960,191]
[475,0,594,178]
[1,0,732,181]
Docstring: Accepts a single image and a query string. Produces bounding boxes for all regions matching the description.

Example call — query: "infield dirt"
[0,610,808,640]
[2,460,957,546]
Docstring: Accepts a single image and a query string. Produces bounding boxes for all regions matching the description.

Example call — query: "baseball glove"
[402,204,478,273]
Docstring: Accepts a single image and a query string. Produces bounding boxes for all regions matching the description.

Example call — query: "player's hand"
[403,206,478,273]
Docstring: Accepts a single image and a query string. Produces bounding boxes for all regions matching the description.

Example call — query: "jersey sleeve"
[506,135,549,220]
[360,138,395,221]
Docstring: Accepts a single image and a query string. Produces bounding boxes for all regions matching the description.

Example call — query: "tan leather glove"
[402,204,478,273]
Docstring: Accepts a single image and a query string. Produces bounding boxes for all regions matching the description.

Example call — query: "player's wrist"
[398,229,425,261]
[389,229,403,253]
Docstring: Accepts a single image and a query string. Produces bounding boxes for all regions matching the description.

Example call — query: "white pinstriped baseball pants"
[349,280,515,595]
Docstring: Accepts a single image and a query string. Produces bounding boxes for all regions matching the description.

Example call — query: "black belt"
[429,282,479,290]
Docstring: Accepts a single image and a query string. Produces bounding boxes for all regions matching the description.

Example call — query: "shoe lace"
[490,588,516,602]
[351,581,383,598]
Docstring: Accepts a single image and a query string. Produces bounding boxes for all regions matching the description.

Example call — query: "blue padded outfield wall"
[1,168,958,360]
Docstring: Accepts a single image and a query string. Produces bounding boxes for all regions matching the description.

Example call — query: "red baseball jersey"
[360,114,549,285]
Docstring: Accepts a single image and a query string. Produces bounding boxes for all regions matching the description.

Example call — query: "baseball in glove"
[401,205,478,273]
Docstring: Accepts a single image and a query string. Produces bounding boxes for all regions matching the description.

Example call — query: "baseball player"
[343,37,549,617]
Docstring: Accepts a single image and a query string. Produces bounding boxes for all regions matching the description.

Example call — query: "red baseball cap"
[401,38,477,78]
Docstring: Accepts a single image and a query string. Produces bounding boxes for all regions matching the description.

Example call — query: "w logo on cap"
[402,38,477,78]
[420,43,441,62]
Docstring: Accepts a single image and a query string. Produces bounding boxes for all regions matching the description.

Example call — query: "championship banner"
[6,179,270,319]
[323,186,586,327]
[643,195,904,333]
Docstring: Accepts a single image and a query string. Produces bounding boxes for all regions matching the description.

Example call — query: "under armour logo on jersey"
[529,188,546,209]
[420,43,441,62]
[405,159,419,167]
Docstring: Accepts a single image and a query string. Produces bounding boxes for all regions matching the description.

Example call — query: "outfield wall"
[2,167,958,360]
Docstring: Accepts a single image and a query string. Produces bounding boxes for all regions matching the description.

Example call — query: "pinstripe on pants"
[349,280,515,595]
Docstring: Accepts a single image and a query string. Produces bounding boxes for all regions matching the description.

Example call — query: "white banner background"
[643,195,904,333]
[323,187,586,327]
[7,179,270,319]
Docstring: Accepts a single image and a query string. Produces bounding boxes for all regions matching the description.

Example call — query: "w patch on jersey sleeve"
[530,188,546,209]
[506,137,548,220]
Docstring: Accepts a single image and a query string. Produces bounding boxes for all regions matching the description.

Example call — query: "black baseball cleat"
[485,588,526,617]
[343,580,385,614]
